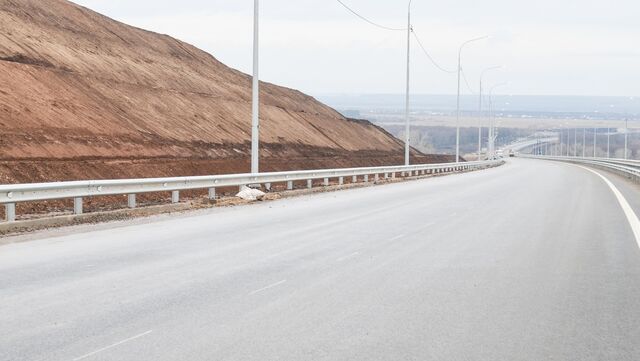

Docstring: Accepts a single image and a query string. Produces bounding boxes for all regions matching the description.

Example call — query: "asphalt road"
[1,158,639,361]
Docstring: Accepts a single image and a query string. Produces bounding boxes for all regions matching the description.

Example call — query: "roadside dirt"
[0,0,460,220]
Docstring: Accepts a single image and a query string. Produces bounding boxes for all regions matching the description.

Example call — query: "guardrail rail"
[520,154,640,180]
[0,160,503,223]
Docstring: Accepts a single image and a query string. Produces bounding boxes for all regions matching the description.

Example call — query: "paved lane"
[1,159,639,360]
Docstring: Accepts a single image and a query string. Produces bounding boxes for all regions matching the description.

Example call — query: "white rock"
[236,187,266,201]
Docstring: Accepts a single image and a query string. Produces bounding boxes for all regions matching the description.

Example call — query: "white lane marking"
[72,330,153,361]
[248,280,287,295]
[390,234,405,241]
[577,165,640,248]
[336,252,361,262]
[264,251,286,260]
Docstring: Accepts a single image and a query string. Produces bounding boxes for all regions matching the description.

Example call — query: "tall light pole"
[607,128,611,158]
[593,127,597,158]
[487,82,506,158]
[478,66,501,160]
[403,0,413,166]
[582,128,586,157]
[456,36,488,163]
[625,118,629,159]
[251,0,260,174]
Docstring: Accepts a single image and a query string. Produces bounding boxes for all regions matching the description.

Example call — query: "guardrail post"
[339,177,344,185]
[391,172,396,179]
[364,175,369,183]
[5,203,16,222]
[307,179,313,189]
[374,174,379,182]
[208,188,216,200]
[384,173,389,179]
[287,181,293,190]
[352,176,357,183]
[265,183,272,191]
[73,197,83,215]
[323,178,329,186]
[171,191,180,203]
[128,194,137,209]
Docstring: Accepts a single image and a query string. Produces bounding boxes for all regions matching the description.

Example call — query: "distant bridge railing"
[520,155,640,180]
[0,160,503,223]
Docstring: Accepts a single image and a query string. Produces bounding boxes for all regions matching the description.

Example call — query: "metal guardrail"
[0,160,503,222]
[520,155,640,180]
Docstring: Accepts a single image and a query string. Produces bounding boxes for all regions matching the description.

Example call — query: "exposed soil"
[0,0,458,219]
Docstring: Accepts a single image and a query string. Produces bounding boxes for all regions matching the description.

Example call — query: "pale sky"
[72,0,640,97]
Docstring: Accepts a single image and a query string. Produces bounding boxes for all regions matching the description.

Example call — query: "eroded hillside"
[0,0,449,184]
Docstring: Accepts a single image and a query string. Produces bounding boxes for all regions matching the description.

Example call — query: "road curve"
[1,158,639,361]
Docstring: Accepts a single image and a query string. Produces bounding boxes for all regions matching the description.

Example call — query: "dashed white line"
[336,252,361,262]
[577,165,640,249]
[248,280,287,295]
[390,234,405,241]
[264,251,286,260]
[72,330,153,361]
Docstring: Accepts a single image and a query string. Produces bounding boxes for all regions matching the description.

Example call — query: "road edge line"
[576,165,640,249]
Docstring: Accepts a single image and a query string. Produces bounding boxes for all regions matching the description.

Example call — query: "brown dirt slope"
[0,0,451,184]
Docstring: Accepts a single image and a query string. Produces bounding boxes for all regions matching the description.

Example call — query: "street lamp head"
[458,35,489,55]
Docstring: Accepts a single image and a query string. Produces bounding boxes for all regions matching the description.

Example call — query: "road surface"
[1,158,639,360]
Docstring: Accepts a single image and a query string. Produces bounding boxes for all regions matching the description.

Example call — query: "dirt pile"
[0,0,452,185]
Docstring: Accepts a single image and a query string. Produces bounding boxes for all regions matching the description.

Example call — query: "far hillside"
[0,0,452,185]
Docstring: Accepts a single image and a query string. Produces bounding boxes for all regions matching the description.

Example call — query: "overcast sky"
[72,0,639,97]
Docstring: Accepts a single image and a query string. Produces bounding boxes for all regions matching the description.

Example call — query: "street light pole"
[593,127,597,158]
[582,128,586,157]
[574,128,577,157]
[456,36,488,163]
[625,118,629,159]
[404,0,412,166]
[251,0,260,174]
[487,82,506,158]
[607,128,611,158]
[478,66,501,161]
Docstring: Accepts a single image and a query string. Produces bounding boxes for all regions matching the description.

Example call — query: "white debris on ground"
[236,187,266,201]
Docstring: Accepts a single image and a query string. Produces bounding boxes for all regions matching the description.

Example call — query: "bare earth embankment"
[0,0,454,218]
